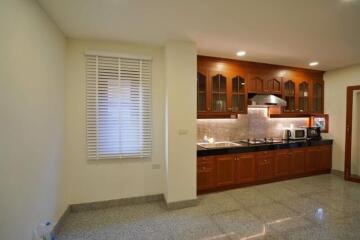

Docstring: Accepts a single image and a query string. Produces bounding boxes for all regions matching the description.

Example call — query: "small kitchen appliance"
[306,126,322,140]
[282,128,307,140]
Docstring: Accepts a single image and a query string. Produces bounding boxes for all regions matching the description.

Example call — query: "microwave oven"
[282,128,307,140]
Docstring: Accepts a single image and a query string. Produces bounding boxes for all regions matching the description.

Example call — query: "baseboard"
[166,198,198,210]
[331,169,344,177]
[70,194,164,212]
[52,205,71,237]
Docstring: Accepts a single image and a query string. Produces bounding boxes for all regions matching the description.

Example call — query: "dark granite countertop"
[197,139,333,157]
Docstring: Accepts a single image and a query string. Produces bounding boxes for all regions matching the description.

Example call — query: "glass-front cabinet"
[197,72,207,112]
[231,75,247,113]
[283,80,296,112]
[312,80,323,113]
[211,73,228,112]
[298,81,309,112]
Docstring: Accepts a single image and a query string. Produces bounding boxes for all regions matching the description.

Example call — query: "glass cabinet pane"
[299,81,309,112]
[313,83,323,112]
[212,74,227,112]
[284,80,295,112]
[231,76,246,112]
[197,72,207,112]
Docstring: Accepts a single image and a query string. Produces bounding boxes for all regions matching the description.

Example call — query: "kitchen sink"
[197,141,241,149]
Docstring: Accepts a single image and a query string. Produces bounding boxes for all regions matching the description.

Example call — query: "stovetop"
[238,138,284,145]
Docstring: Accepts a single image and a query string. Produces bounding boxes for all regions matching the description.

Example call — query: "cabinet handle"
[207,107,210,111]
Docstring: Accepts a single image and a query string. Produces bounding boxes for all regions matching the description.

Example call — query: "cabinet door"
[266,78,282,94]
[319,145,332,170]
[197,70,208,113]
[305,147,322,172]
[231,75,247,114]
[312,81,324,114]
[210,72,229,112]
[248,76,264,93]
[298,81,310,113]
[256,152,274,180]
[275,150,291,177]
[291,148,306,174]
[197,157,216,191]
[235,153,256,183]
[283,80,296,112]
[216,155,235,186]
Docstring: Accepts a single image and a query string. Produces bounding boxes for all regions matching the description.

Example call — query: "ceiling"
[38,0,360,70]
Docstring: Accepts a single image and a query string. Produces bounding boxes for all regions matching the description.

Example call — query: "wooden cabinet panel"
[216,155,235,186]
[275,149,291,177]
[319,145,332,170]
[312,80,324,114]
[256,152,275,180]
[197,157,216,191]
[305,147,322,172]
[235,153,256,183]
[266,78,282,94]
[248,76,264,93]
[291,148,306,174]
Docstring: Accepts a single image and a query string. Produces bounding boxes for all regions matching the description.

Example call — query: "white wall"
[164,41,197,203]
[0,0,66,239]
[64,39,165,204]
[324,64,360,171]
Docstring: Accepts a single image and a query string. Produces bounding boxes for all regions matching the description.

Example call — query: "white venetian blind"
[85,52,152,160]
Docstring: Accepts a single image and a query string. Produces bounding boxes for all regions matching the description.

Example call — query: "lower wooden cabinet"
[197,144,332,193]
[216,154,235,187]
[197,156,216,191]
[235,153,256,183]
[256,151,275,180]
[275,149,291,177]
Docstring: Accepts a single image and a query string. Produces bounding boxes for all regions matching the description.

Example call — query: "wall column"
[164,41,197,205]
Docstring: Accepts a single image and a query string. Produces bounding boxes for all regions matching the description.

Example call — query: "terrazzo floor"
[57,174,360,240]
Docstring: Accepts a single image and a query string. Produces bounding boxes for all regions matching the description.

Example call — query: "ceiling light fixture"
[236,51,246,57]
[309,61,319,66]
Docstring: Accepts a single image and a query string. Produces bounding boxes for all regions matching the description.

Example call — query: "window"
[85,52,152,160]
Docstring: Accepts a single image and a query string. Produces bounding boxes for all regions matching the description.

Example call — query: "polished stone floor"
[58,174,360,240]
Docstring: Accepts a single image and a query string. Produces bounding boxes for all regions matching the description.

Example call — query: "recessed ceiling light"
[309,61,319,66]
[236,51,246,57]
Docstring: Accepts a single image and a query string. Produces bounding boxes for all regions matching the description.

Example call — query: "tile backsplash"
[197,108,308,142]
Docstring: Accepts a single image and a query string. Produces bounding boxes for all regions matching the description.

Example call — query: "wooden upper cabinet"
[312,80,324,114]
[230,74,247,114]
[197,70,208,112]
[298,81,310,113]
[210,71,230,113]
[283,80,296,112]
[265,78,282,94]
[248,76,264,93]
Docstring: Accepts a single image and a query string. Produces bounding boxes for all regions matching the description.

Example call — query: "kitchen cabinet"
[197,144,332,193]
[256,151,275,180]
[197,69,208,113]
[248,76,265,93]
[319,145,332,170]
[197,156,216,191]
[283,80,296,112]
[275,149,291,177]
[291,148,306,174]
[265,78,282,94]
[312,80,324,114]
[298,81,310,113]
[235,153,256,183]
[216,154,235,186]
[230,74,247,114]
[197,56,324,118]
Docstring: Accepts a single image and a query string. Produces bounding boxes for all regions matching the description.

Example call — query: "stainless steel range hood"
[249,94,287,108]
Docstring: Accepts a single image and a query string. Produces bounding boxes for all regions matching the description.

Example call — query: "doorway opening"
[345,86,360,182]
